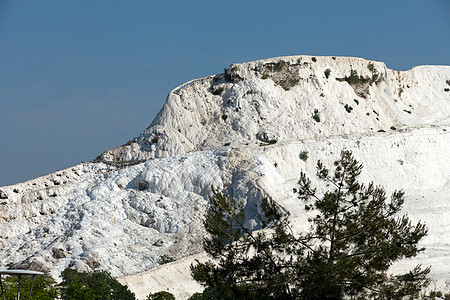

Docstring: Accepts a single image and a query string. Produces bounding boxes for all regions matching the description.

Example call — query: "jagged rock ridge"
[1,55,449,299]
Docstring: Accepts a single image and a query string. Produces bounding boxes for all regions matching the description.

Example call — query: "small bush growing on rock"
[299,151,308,161]
[324,68,331,79]
[159,254,175,265]
[147,291,175,300]
[312,109,321,122]
[391,126,397,130]
[311,57,317,62]
[344,104,353,113]
[223,68,232,82]
[337,69,370,85]
[274,60,286,71]
[221,114,228,121]
[210,86,224,95]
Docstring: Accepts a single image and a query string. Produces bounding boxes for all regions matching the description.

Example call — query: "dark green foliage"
[0,275,58,299]
[336,69,370,85]
[444,88,449,92]
[299,151,308,161]
[210,86,224,95]
[332,56,336,60]
[280,77,299,91]
[223,69,232,82]
[324,68,331,79]
[191,189,291,299]
[391,126,397,130]
[221,114,228,121]
[147,291,175,300]
[296,150,429,299]
[354,99,359,105]
[60,269,135,300]
[159,254,175,265]
[378,129,386,132]
[403,109,412,114]
[274,60,286,71]
[337,67,382,87]
[311,57,317,62]
[312,109,321,122]
[191,151,429,300]
[344,104,353,113]
[367,62,376,73]
[267,139,277,144]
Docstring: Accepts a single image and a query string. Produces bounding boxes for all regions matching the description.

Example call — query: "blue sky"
[0,0,449,186]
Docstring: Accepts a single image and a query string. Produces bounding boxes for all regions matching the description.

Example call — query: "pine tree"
[191,150,429,299]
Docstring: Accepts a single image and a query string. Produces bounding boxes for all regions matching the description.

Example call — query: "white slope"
[1,55,449,299]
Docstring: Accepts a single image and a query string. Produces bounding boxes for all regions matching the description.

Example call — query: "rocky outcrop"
[98,55,450,163]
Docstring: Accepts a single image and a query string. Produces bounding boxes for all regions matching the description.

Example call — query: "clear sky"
[0,0,449,186]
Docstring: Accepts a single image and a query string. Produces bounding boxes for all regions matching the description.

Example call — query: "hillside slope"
[98,55,450,162]
[1,55,449,299]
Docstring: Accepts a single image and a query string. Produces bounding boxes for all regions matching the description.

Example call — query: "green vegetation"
[159,254,175,265]
[261,73,269,79]
[324,68,331,79]
[299,151,308,161]
[337,64,382,87]
[209,86,224,95]
[221,114,228,121]
[60,269,135,300]
[391,126,397,130]
[344,103,353,113]
[367,62,376,73]
[279,77,299,91]
[274,60,286,71]
[311,57,317,62]
[147,291,175,300]
[336,69,370,85]
[0,275,58,299]
[191,150,429,299]
[223,68,232,82]
[151,136,160,144]
[312,109,321,122]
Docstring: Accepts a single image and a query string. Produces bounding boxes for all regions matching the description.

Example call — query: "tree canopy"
[59,269,135,300]
[191,150,430,299]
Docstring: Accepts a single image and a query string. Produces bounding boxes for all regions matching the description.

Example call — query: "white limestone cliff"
[1,55,449,299]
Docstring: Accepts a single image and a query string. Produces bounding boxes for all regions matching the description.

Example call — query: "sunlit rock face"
[1,55,449,299]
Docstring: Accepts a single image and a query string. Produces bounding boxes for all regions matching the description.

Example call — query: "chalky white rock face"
[1,55,450,299]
